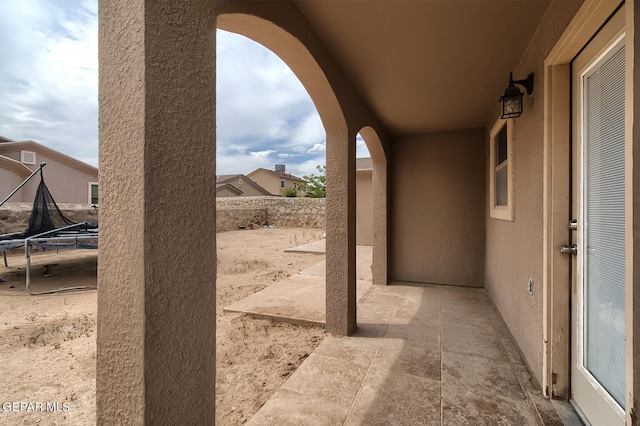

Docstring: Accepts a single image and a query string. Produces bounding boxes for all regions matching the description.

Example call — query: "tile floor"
[247,282,571,425]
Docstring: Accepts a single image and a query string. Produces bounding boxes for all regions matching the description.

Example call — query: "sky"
[0,0,370,178]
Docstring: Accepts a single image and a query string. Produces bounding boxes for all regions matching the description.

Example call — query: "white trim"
[21,150,36,165]
[88,182,98,205]
[542,0,626,402]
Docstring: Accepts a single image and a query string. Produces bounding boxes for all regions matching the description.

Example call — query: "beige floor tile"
[280,353,368,406]
[247,387,350,426]
[441,298,490,315]
[314,334,382,366]
[384,323,440,349]
[441,315,496,337]
[442,382,538,426]
[344,367,441,426]
[372,338,441,381]
[390,302,441,326]
[442,327,507,360]
[441,351,523,398]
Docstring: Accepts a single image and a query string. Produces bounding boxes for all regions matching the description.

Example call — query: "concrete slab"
[223,275,372,326]
[224,243,373,326]
[299,245,372,281]
[284,239,326,253]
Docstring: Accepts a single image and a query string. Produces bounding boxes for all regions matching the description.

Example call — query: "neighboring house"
[0,136,98,205]
[99,2,638,425]
[215,174,271,197]
[247,165,305,196]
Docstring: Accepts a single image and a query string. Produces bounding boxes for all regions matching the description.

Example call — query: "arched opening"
[97,4,389,421]
[215,29,330,423]
[216,29,326,181]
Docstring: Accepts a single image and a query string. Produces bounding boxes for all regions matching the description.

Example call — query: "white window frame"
[89,182,98,205]
[489,118,515,221]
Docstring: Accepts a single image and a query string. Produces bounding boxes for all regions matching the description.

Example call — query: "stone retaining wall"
[216,196,325,229]
[0,197,326,235]
[0,203,99,235]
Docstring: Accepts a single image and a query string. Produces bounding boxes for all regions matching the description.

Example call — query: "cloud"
[356,133,371,158]
[0,7,336,173]
[216,30,327,175]
[306,142,326,154]
[0,0,98,166]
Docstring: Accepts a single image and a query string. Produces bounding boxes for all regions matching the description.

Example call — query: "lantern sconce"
[500,72,534,119]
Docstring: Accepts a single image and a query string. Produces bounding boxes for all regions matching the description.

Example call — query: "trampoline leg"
[26,244,31,294]
[2,251,6,268]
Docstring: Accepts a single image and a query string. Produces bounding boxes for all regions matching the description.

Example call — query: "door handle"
[560,244,577,255]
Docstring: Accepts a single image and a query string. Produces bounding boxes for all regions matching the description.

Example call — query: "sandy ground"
[0,227,327,425]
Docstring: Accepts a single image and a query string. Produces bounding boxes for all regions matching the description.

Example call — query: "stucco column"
[97,1,217,423]
[371,159,388,285]
[326,130,357,335]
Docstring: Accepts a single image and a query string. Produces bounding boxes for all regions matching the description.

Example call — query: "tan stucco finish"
[0,142,98,204]
[485,0,584,389]
[98,0,217,423]
[391,129,485,287]
[356,168,372,246]
[246,168,303,196]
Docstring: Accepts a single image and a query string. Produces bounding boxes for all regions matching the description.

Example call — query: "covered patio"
[97,1,638,424]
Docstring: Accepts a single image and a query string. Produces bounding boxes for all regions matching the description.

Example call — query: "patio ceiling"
[294,0,551,135]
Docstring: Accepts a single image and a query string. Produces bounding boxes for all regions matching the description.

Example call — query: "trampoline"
[0,163,98,294]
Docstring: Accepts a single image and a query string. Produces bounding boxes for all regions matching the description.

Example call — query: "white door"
[570,7,626,425]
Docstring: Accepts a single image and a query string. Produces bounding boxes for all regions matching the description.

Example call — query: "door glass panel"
[583,41,625,407]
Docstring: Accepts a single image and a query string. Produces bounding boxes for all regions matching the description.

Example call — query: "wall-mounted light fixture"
[500,72,534,119]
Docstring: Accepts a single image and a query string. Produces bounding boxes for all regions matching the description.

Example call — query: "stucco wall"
[0,149,98,205]
[390,128,485,286]
[247,169,305,196]
[356,169,372,245]
[0,168,24,203]
[483,0,583,387]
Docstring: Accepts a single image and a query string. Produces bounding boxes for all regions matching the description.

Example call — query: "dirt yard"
[0,227,327,425]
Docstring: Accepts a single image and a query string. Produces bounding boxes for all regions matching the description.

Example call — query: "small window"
[280,180,286,188]
[21,151,36,165]
[489,119,514,221]
[89,182,98,205]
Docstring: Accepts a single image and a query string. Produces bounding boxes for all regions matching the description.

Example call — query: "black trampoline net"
[1,172,78,241]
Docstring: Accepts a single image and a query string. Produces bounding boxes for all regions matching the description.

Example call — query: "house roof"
[293,0,553,134]
[215,182,243,196]
[0,140,97,176]
[216,173,272,196]
[248,168,305,182]
[216,174,242,183]
[0,154,32,178]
